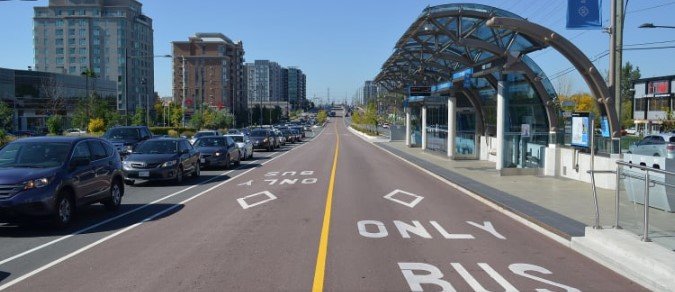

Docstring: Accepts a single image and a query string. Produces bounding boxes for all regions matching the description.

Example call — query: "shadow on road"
[0,203,185,238]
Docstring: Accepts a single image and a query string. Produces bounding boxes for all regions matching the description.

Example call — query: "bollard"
[642,171,651,242]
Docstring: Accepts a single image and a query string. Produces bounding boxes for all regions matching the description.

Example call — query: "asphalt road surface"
[0,114,645,291]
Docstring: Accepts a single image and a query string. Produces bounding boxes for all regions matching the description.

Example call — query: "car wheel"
[175,167,184,184]
[124,179,135,186]
[103,180,123,211]
[235,153,241,166]
[224,155,231,170]
[53,193,74,228]
[192,162,200,178]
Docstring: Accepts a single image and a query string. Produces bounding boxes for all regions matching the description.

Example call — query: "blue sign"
[452,68,473,80]
[600,116,610,138]
[567,0,603,30]
[431,82,452,93]
[463,75,472,89]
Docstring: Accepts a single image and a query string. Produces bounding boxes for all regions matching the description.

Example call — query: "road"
[0,113,644,291]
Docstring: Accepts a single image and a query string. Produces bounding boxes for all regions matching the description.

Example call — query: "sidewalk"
[352,133,675,291]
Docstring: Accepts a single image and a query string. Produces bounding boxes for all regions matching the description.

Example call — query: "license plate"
[200,158,205,163]
[139,171,150,178]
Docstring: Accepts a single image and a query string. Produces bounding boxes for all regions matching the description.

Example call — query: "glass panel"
[409,105,422,147]
[425,103,448,153]
[455,109,477,159]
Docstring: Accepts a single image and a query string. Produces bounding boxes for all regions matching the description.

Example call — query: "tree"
[71,100,88,130]
[40,77,65,116]
[364,102,379,135]
[620,62,641,129]
[131,108,144,126]
[88,118,106,133]
[0,101,12,131]
[46,115,63,135]
[154,101,165,125]
[316,110,328,125]
[169,103,183,127]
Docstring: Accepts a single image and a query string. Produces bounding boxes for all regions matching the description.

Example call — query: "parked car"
[274,128,286,146]
[102,126,153,158]
[280,128,295,144]
[189,130,222,145]
[122,138,200,185]
[0,137,125,227]
[225,134,253,160]
[194,136,241,169]
[249,129,275,152]
[227,129,241,135]
[627,134,675,158]
[291,126,306,139]
[64,128,87,136]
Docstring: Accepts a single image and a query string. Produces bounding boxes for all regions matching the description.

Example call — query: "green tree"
[317,110,328,125]
[131,108,144,126]
[0,101,12,131]
[189,110,205,130]
[154,101,165,125]
[364,102,379,135]
[169,103,183,127]
[106,111,124,128]
[620,62,641,129]
[46,115,63,135]
[71,100,88,129]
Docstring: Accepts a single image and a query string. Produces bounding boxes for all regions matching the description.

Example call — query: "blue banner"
[567,0,603,30]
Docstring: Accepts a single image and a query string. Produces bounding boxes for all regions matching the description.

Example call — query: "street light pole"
[639,23,675,29]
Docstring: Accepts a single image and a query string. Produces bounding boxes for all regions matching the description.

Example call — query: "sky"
[1,0,674,104]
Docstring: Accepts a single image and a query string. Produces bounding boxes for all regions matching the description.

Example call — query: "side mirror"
[70,157,90,169]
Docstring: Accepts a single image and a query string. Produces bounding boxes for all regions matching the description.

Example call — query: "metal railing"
[590,161,675,242]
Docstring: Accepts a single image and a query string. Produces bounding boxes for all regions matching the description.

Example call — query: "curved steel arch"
[486,17,619,138]
[375,3,562,134]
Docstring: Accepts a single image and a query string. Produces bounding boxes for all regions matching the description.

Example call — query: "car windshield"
[104,128,141,140]
[134,140,178,154]
[194,132,216,138]
[0,142,71,168]
[229,136,244,143]
[250,130,268,137]
[196,137,227,147]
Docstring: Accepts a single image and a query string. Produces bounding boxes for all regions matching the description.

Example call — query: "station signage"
[408,86,431,96]
[571,112,591,148]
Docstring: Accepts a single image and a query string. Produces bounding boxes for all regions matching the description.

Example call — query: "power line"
[627,1,675,14]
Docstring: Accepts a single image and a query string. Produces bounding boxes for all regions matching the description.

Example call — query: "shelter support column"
[405,107,411,146]
[421,106,427,150]
[447,96,457,158]
[496,78,505,170]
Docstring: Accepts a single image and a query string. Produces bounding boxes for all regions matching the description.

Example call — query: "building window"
[69,66,76,74]
[68,10,75,16]
[649,97,669,111]
[69,57,76,63]
[635,98,646,111]
[56,48,64,54]
[79,48,86,55]
[93,38,100,45]
[79,9,86,16]
[69,29,75,36]
[55,38,64,46]
[79,39,86,46]
[79,29,86,37]
[68,38,75,45]
[55,29,63,35]
[80,57,87,64]
[69,48,75,54]
[56,19,64,27]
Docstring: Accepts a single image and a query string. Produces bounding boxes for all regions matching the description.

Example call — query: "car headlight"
[161,160,178,167]
[24,177,50,190]
[214,152,222,157]
[124,145,134,153]
[263,138,269,143]
[122,161,132,166]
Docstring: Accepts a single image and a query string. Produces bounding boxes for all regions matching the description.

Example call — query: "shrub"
[46,115,63,135]
[167,129,178,137]
[88,118,106,133]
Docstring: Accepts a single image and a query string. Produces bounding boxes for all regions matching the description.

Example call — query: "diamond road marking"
[383,189,424,208]
[237,191,277,209]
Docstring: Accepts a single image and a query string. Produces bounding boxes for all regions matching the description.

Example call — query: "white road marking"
[0,126,327,288]
[383,189,424,208]
[0,129,320,290]
[238,180,253,186]
[237,191,277,209]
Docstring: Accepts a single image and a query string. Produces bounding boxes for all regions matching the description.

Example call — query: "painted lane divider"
[383,189,424,208]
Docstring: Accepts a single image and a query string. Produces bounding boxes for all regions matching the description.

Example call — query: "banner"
[567,0,602,30]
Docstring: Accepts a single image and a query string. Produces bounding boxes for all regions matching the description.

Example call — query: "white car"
[225,134,253,160]
[628,134,675,158]
[189,130,221,145]
[64,128,87,136]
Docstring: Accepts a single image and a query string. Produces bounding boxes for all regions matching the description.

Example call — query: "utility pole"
[181,56,187,127]
[609,0,624,154]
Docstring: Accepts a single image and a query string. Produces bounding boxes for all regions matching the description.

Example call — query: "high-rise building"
[363,80,378,105]
[245,60,282,104]
[286,67,306,110]
[33,0,154,116]
[172,33,246,125]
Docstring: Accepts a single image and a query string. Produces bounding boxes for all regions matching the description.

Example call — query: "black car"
[102,126,153,158]
[0,137,125,227]
[249,129,275,151]
[122,138,200,185]
[291,126,306,139]
[280,128,295,143]
[194,136,241,169]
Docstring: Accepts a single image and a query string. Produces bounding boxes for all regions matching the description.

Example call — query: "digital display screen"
[571,113,590,148]
[648,80,670,95]
[408,86,431,96]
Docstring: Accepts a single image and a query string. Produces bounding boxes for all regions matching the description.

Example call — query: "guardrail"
[589,161,675,242]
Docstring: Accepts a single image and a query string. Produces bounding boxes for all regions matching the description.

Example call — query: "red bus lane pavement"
[321,117,645,291]
[3,126,337,291]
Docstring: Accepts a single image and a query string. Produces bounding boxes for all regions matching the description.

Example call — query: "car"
[122,138,200,185]
[291,126,305,139]
[189,130,222,145]
[627,134,675,158]
[227,129,241,135]
[289,128,302,142]
[64,128,87,136]
[225,134,254,160]
[193,136,241,169]
[102,126,153,158]
[274,128,286,146]
[0,136,125,227]
[249,129,275,152]
[280,128,295,143]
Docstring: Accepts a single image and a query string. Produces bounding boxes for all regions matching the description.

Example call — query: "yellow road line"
[312,122,340,292]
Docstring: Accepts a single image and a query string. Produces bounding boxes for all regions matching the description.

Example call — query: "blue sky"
[1,0,674,104]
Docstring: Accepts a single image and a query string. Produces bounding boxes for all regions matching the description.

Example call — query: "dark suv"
[102,126,153,158]
[0,137,125,227]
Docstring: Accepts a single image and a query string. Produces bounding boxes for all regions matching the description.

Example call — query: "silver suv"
[627,133,675,158]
